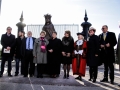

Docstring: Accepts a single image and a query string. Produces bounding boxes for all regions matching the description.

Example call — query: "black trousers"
[37,64,45,75]
[103,63,114,81]
[1,56,12,75]
[89,66,98,79]
[24,50,35,76]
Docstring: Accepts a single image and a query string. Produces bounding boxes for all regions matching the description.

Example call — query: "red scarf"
[40,37,46,53]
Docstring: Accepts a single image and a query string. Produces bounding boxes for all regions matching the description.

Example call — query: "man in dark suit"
[14,31,25,76]
[0,26,15,77]
[21,31,35,77]
[99,25,117,84]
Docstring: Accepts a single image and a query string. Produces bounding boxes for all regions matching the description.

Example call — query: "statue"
[42,14,55,40]
[16,12,26,37]
[81,10,92,40]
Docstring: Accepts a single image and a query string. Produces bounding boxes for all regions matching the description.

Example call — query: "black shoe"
[66,74,69,79]
[93,79,96,83]
[37,75,40,78]
[88,78,92,81]
[39,74,43,78]
[63,74,66,79]
[24,75,28,77]
[8,74,13,77]
[100,78,108,82]
[14,74,18,76]
[30,75,33,77]
[0,74,3,77]
[110,81,114,84]
[75,76,82,81]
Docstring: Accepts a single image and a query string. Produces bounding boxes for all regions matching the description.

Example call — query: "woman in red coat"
[72,32,87,81]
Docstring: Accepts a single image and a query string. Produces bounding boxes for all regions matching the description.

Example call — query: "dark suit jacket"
[1,33,15,57]
[14,36,25,59]
[21,37,36,57]
[99,32,117,63]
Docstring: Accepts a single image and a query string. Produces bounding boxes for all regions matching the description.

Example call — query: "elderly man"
[21,31,36,77]
[99,25,117,84]
[0,26,15,77]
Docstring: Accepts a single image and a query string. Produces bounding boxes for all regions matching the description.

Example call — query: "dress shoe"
[24,75,28,77]
[37,75,40,78]
[88,78,92,81]
[8,74,13,77]
[110,81,114,84]
[93,79,96,83]
[75,76,82,81]
[66,74,69,79]
[30,75,34,77]
[39,74,43,78]
[14,74,18,76]
[0,74,3,77]
[63,74,66,79]
[100,78,108,82]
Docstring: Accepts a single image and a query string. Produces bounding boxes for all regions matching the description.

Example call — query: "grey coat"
[33,38,49,64]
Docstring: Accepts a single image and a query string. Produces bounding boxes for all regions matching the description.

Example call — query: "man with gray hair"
[21,31,36,77]
[0,26,15,77]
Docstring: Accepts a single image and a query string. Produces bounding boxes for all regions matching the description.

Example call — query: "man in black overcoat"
[21,31,36,77]
[0,26,15,77]
[14,31,25,76]
[99,25,117,84]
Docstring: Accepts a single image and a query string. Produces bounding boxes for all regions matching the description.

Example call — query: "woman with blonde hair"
[33,31,49,78]
[61,30,74,79]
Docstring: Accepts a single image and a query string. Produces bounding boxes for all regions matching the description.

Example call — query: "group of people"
[0,25,117,85]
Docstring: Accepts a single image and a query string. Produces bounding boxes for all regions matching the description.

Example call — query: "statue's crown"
[44,14,52,19]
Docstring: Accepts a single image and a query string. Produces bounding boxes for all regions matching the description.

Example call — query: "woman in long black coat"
[61,30,74,79]
[87,27,100,83]
[47,31,62,78]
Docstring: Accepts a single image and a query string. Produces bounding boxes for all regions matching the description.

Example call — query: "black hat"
[77,32,85,36]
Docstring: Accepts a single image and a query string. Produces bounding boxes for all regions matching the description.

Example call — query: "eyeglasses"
[7,29,11,30]
[102,28,105,30]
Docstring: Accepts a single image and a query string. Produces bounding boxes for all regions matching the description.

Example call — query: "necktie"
[28,38,30,49]
[103,33,106,41]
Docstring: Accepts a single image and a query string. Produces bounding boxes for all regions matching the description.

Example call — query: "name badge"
[3,48,10,53]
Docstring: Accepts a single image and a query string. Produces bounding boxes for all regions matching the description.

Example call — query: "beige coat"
[33,38,49,64]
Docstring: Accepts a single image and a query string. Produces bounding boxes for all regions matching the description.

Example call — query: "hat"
[77,32,85,36]
[89,27,96,32]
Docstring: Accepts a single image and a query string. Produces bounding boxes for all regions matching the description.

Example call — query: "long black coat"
[47,38,62,64]
[14,36,25,59]
[99,32,117,63]
[1,33,15,57]
[87,34,100,66]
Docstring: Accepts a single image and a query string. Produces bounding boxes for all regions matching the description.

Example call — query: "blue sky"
[0,0,120,38]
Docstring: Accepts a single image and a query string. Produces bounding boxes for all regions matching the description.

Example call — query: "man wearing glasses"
[99,25,117,84]
[0,27,15,77]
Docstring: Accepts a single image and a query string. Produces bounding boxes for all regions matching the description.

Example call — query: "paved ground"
[0,61,120,90]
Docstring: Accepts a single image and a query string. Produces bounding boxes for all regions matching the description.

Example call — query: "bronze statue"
[16,12,26,37]
[42,14,55,40]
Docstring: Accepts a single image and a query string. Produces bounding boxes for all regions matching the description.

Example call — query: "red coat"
[72,40,87,76]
